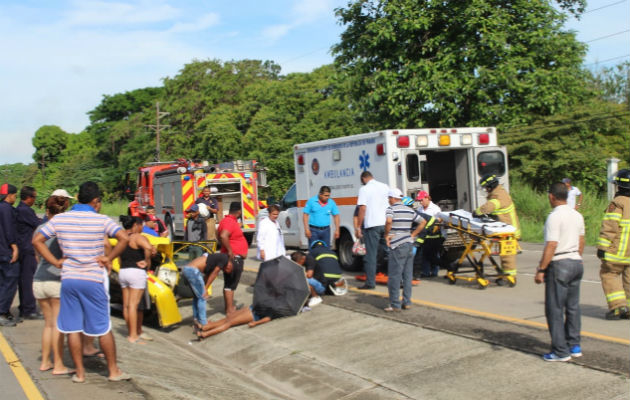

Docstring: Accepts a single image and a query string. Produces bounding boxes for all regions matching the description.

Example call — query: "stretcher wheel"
[477,278,489,289]
[507,276,517,287]
[495,278,506,286]
[447,273,456,285]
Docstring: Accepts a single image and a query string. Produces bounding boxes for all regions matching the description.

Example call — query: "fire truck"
[277,127,510,269]
[127,159,267,243]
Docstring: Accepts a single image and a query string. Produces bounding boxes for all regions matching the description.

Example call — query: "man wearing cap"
[145,205,168,237]
[0,184,19,326]
[185,204,207,260]
[562,178,583,211]
[384,188,426,312]
[303,186,340,248]
[217,202,248,315]
[415,191,443,278]
[15,186,43,320]
[195,186,219,241]
[356,171,390,290]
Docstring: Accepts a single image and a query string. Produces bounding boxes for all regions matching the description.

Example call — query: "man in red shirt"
[217,202,248,315]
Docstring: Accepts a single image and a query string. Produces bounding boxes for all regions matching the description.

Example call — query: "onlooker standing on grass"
[562,178,583,211]
[0,184,19,327]
[32,181,131,383]
[16,186,43,320]
[384,188,425,312]
[303,186,340,248]
[534,182,585,362]
[218,202,248,316]
[356,171,390,290]
[33,193,74,374]
[256,204,285,261]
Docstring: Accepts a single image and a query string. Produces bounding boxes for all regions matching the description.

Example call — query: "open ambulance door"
[400,150,428,199]
[472,146,509,210]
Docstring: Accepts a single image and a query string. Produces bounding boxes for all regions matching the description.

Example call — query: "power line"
[503,111,630,135]
[583,0,628,14]
[586,29,630,43]
[584,54,630,67]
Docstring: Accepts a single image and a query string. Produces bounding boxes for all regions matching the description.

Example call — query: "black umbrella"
[253,256,310,318]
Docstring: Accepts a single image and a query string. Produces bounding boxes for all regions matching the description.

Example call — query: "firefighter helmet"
[479,174,499,190]
[613,169,630,189]
[401,196,414,206]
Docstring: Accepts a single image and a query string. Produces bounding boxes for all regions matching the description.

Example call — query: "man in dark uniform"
[0,184,19,326]
[16,186,43,319]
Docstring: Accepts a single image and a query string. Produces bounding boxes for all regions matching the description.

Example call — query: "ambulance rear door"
[472,146,509,209]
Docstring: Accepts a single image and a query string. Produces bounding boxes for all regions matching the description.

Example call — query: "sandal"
[71,374,85,383]
[383,306,401,312]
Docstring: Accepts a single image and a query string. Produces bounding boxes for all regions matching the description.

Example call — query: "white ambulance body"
[278,127,509,268]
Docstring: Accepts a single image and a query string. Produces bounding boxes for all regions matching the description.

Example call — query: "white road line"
[518,272,601,284]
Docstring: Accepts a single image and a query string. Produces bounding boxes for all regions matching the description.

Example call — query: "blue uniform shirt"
[303,196,339,227]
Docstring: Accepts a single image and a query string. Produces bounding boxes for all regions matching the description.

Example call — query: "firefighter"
[474,174,521,279]
[597,169,630,320]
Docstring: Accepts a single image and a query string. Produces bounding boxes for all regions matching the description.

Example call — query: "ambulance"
[277,128,510,269]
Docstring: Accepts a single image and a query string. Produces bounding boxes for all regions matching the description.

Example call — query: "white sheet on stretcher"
[437,209,517,235]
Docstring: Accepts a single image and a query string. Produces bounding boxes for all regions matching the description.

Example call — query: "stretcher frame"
[442,213,519,289]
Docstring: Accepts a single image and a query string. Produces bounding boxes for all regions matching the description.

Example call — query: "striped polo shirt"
[386,202,424,249]
[40,204,121,283]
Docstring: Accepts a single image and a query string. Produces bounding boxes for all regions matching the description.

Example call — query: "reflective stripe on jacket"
[598,195,630,264]
[475,185,521,239]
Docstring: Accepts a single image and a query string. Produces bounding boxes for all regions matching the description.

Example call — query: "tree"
[32,125,69,165]
[332,0,591,129]
[590,61,630,108]
[88,87,164,124]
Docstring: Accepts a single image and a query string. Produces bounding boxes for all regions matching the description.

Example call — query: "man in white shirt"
[256,205,285,261]
[562,178,583,210]
[535,182,585,362]
[416,190,441,217]
[356,171,390,289]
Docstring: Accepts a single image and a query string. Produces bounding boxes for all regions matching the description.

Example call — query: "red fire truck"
[127,159,267,243]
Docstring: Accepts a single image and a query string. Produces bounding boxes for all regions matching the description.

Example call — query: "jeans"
[182,267,207,325]
[0,262,20,314]
[307,278,326,295]
[309,226,331,248]
[363,225,385,287]
[545,258,583,357]
[387,242,414,308]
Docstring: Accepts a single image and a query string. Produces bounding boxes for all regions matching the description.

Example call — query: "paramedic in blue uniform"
[303,186,340,248]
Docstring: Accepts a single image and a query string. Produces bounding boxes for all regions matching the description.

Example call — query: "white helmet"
[329,278,348,296]
[197,202,209,218]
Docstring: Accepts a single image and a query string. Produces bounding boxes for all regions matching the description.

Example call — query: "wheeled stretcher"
[437,210,519,289]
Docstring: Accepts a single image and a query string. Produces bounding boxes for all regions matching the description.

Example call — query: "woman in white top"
[256,205,286,261]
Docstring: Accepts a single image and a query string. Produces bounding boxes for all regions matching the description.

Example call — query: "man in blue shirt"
[302,186,340,248]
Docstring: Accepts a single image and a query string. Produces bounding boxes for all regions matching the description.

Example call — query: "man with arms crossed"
[535,182,585,362]
[33,181,131,382]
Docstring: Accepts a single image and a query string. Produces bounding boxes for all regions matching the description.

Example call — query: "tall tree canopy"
[332,0,590,128]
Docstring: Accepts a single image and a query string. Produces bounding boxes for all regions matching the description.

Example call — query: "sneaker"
[0,316,16,327]
[570,345,582,358]
[308,296,322,307]
[605,306,629,320]
[542,352,570,362]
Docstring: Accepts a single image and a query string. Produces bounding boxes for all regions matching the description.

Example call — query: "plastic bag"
[352,239,366,256]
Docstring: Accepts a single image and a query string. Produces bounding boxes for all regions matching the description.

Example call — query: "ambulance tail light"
[461,134,472,145]
[397,135,410,148]
[297,154,305,165]
[417,136,428,147]
[376,143,385,156]
[478,133,490,145]
[439,135,451,146]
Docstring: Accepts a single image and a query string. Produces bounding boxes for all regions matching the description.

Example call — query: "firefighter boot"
[605,306,630,320]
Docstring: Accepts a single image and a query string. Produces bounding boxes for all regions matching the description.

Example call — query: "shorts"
[224,256,244,291]
[307,278,326,295]
[119,268,147,289]
[249,305,263,322]
[33,280,61,299]
[58,279,111,336]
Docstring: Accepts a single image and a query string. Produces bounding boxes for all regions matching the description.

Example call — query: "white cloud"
[169,13,220,33]
[262,24,293,42]
[261,0,337,42]
[62,0,179,27]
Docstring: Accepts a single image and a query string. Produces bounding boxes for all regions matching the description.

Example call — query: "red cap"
[415,190,429,200]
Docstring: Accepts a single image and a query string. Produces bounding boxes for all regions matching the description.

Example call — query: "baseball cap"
[561,178,571,184]
[415,190,429,200]
[0,183,17,195]
[387,188,403,199]
[186,204,199,212]
[51,189,73,199]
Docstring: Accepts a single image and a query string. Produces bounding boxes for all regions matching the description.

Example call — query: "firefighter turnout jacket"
[475,185,521,240]
[597,194,630,265]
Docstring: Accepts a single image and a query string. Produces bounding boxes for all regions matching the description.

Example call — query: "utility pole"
[147,102,170,162]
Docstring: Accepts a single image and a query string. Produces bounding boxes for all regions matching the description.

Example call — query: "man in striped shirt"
[384,188,426,312]
[33,181,130,383]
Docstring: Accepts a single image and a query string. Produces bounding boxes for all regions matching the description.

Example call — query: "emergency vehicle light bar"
[439,135,450,146]
[297,154,305,165]
[417,136,428,147]
[397,135,410,148]
[376,143,385,155]
[478,133,490,145]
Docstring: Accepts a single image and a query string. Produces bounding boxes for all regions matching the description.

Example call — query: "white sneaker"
[308,296,323,307]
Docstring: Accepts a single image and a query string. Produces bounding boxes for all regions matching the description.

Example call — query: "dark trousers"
[18,251,38,315]
[0,262,20,314]
[363,225,385,287]
[421,238,442,277]
[545,258,583,357]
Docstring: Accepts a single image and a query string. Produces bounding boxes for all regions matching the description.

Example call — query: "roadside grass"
[511,180,608,246]
[100,200,129,219]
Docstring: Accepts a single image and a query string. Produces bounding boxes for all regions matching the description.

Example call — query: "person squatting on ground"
[303,186,340,248]
[257,204,286,261]
[196,304,272,339]
[0,183,19,327]
[474,174,521,279]
[16,186,43,320]
[185,204,207,259]
[535,182,585,362]
[217,202,248,315]
[32,193,74,374]
[32,181,131,383]
[195,186,219,241]
[291,243,346,308]
[356,171,390,290]
[597,169,630,320]
[118,215,156,344]
[384,188,426,312]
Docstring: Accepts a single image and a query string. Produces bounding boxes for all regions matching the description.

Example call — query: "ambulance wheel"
[338,231,362,271]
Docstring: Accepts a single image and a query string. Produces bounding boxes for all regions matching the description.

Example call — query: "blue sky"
[1,0,628,165]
